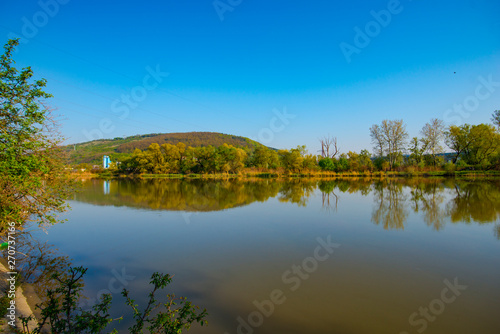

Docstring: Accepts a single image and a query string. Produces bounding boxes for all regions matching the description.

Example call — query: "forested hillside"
[64,132,262,165]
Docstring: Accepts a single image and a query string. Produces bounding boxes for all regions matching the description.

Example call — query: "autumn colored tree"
[176,142,188,173]
[251,145,273,169]
[161,143,181,173]
[445,123,500,166]
[217,144,247,174]
[466,124,500,166]
[146,143,165,173]
[347,151,359,171]
[279,149,303,173]
[302,153,318,171]
[120,148,147,173]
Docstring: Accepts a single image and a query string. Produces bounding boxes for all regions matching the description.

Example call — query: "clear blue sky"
[1,0,499,153]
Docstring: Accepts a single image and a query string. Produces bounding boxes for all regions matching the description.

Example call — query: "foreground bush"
[19,267,208,334]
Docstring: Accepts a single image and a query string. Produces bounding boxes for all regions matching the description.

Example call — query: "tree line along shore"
[76,113,500,177]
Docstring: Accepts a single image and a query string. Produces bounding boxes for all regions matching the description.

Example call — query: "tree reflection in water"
[73,177,500,238]
[447,180,500,223]
[318,181,339,213]
[3,230,73,307]
[371,179,409,230]
[409,179,447,231]
[278,179,316,207]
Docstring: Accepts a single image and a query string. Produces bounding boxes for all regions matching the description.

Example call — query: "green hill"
[64,132,263,165]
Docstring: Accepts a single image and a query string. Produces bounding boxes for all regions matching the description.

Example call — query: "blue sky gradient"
[1,0,499,153]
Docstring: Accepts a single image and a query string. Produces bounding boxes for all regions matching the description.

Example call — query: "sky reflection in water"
[33,178,500,334]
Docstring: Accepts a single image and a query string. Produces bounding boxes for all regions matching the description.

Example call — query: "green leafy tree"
[358,149,373,171]
[120,148,147,173]
[336,154,350,172]
[194,146,218,173]
[373,157,389,171]
[161,143,181,173]
[181,146,198,174]
[318,157,335,171]
[0,39,76,229]
[176,142,187,173]
[251,145,272,169]
[445,124,474,163]
[445,123,500,166]
[408,137,428,166]
[466,124,500,166]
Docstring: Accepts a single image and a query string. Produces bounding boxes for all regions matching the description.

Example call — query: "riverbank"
[0,259,39,333]
[75,169,500,180]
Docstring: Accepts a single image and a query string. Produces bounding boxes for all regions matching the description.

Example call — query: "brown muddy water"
[31,178,500,334]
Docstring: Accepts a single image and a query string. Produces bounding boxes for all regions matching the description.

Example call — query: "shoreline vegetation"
[72,115,500,178]
[77,169,500,180]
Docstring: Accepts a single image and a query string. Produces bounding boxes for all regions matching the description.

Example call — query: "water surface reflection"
[29,177,500,334]
[75,178,500,236]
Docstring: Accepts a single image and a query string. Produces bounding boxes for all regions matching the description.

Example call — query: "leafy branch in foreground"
[20,266,117,334]
[1,38,77,231]
[18,267,207,334]
[123,272,208,334]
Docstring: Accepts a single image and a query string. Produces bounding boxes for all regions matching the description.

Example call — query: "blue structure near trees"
[103,155,111,169]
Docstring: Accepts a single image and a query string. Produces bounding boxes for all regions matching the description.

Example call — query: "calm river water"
[32,178,500,334]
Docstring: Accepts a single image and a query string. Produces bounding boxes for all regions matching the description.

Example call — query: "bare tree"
[370,124,385,157]
[421,118,445,165]
[322,189,339,213]
[370,120,408,168]
[319,135,339,158]
[389,120,409,165]
[492,110,500,130]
